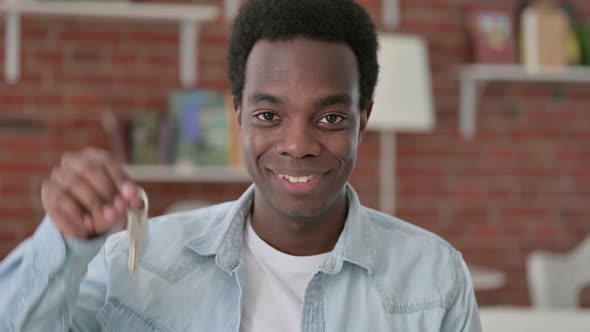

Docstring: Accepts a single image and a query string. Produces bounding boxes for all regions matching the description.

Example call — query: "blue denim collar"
[184,183,376,275]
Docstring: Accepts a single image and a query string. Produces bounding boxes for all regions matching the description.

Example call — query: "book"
[157,112,176,165]
[576,23,590,65]
[100,109,130,163]
[563,2,583,65]
[168,90,231,167]
[129,112,160,165]
[466,7,517,64]
[520,1,569,71]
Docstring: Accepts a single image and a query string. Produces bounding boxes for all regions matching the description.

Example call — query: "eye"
[318,114,344,124]
[256,112,278,121]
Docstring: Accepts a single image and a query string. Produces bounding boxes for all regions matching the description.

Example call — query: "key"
[128,187,149,276]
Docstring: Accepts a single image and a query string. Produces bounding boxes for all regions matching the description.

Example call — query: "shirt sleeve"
[440,252,483,332]
[0,217,107,331]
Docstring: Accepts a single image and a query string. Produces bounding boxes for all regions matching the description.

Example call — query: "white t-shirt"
[240,219,330,332]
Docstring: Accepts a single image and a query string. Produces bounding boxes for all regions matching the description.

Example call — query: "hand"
[41,148,143,239]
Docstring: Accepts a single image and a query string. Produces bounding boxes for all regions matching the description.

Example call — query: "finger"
[52,168,103,214]
[47,178,90,229]
[52,208,89,239]
[120,181,143,209]
[43,177,83,219]
[104,159,128,187]
[43,181,89,238]
[69,157,119,204]
[60,151,75,168]
[84,149,128,188]
[55,189,87,224]
[50,163,99,234]
[54,207,93,238]
[83,215,95,233]
[41,178,54,211]
[62,148,123,199]
[113,196,127,214]
[92,204,126,234]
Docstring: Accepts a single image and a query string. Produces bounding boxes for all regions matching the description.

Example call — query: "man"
[0,0,482,331]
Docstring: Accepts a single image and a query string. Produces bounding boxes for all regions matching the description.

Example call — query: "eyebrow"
[247,92,352,109]
[313,94,352,109]
[248,92,285,106]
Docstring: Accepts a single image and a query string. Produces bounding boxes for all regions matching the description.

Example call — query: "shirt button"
[306,296,316,305]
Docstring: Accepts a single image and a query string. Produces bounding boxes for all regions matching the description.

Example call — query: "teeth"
[279,174,316,183]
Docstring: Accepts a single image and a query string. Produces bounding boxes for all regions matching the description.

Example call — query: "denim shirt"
[0,184,482,331]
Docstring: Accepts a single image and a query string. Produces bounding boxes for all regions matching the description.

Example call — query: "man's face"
[236,38,371,220]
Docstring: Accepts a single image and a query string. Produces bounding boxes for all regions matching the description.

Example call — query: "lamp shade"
[369,34,435,132]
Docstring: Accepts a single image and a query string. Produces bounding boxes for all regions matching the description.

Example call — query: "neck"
[250,189,348,256]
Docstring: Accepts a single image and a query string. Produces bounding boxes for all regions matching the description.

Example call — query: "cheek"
[330,131,358,162]
[242,127,273,162]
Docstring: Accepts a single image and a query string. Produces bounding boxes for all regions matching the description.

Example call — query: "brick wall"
[1,0,589,306]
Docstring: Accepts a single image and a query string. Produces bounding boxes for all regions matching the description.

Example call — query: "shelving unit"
[124,164,251,183]
[0,0,219,86]
[459,64,590,139]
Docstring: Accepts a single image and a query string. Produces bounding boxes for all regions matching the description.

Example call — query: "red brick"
[143,54,178,67]
[0,183,32,196]
[34,49,64,66]
[0,133,48,148]
[201,47,227,65]
[500,206,550,218]
[201,20,231,39]
[0,159,50,172]
[115,75,176,88]
[110,52,139,65]
[200,35,230,47]
[0,230,18,243]
[0,90,26,107]
[58,30,122,43]
[64,92,103,109]
[0,208,36,220]
[66,46,106,65]
[30,93,64,107]
[129,30,178,44]
[53,72,116,86]
[20,70,44,85]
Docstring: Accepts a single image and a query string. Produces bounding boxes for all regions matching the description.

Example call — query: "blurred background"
[0,0,589,320]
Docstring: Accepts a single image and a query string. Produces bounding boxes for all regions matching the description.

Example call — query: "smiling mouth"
[271,169,326,194]
[277,174,317,183]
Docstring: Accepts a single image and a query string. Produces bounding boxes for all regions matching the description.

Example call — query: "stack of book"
[101,89,244,170]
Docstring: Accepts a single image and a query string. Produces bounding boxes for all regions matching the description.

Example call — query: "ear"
[358,101,373,141]
[233,96,242,127]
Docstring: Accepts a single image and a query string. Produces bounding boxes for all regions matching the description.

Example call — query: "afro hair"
[228,0,379,110]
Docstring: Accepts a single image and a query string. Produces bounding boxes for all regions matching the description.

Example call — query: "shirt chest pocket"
[97,297,174,332]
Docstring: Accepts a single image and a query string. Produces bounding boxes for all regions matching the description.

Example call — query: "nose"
[277,119,321,159]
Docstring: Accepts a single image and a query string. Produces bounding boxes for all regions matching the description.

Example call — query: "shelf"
[0,0,220,86]
[0,1,218,21]
[459,64,590,139]
[124,164,251,183]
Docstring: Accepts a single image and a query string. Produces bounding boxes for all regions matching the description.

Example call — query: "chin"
[276,207,326,222]
[272,195,337,221]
